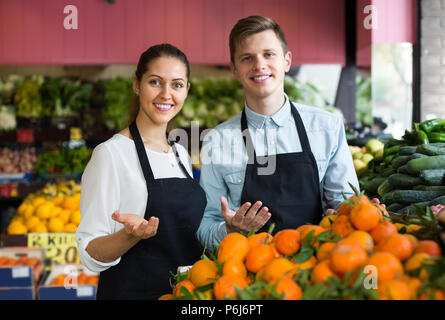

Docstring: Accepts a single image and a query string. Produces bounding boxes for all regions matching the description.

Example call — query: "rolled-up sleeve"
[322,118,359,211]
[197,133,229,251]
[76,144,121,273]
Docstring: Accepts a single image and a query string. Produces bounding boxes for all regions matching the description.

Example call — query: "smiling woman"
[75,44,207,300]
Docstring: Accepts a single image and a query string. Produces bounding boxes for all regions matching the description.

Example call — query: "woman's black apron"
[240,102,323,234]
[96,121,206,300]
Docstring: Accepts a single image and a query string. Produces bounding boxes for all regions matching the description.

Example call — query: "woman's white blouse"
[75,134,193,273]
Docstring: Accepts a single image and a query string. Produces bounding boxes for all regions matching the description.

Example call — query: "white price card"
[76,286,94,297]
[12,266,30,278]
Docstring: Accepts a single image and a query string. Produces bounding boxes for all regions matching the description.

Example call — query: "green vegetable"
[415,129,429,145]
[416,144,445,156]
[398,146,417,155]
[383,145,401,157]
[391,156,411,169]
[386,203,404,212]
[427,132,445,143]
[381,168,396,177]
[362,176,386,194]
[377,179,394,197]
[420,118,445,133]
[419,169,445,186]
[413,185,445,191]
[391,190,445,205]
[387,173,423,189]
[397,165,410,174]
[407,155,445,174]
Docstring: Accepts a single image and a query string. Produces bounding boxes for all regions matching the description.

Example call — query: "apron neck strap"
[129,120,156,183]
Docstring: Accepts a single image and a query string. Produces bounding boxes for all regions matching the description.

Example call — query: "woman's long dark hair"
[128,44,191,125]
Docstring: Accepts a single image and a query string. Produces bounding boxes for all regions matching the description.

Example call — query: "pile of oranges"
[51,272,99,286]
[160,192,445,300]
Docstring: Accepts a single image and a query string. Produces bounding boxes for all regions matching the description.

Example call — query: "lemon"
[36,202,54,220]
[70,210,81,226]
[23,206,35,219]
[319,215,337,229]
[58,209,72,224]
[50,206,62,218]
[32,197,46,207]
[7,222,28,234]
[64,223,78,232]
[51,196,64,206]
[16,203,29,216]
[48,217,64,232]
[25,216,41,231]
[32,222,48,233]
[62,196,79,211]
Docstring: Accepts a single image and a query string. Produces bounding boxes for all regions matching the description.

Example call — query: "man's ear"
[284,51,292,73]
[230,62,239,80]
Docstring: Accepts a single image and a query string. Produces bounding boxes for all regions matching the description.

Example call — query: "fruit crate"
[0,247,46,300]
[38,263,98,300]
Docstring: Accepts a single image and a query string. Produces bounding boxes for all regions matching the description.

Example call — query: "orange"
[247,232,273,250]
[337,237,366,250]
[378,279,410,300]
[274,229,301,255]
[53,274,66,286]
[25,216,41,231]
[85,275,99,285]
[369,220,398,244]
[298,225,326,245]
[330,245,368,276]
[7,222,28,235]
[70,210,81,226]
[337,193,371,216]
[35,202,53,220]
[188,259,219,287]
[404,234,419,250]
[399,275,421,299]
[319,215,337,229]
[347,230,374,251]
[245,244,275,273]
[294,255,317,270]
[406,224,422,233]
[262,258,296,284]
[419,289,445,300]
[173,280,195,297]
[23,206,35,219]
[62,196,79,211]
[77,273,88,285]
[316,242,337,261]
[330,215,354,238]
[217,233,249,263]
[376,234,413,261]
[51,196,64,206]
[404,253,432,280]
[222,258,247,278]
[275,278,302,300]
[158,293,173,300]
[349,203,381,231]
[213,275,248,299]
[311,260,338,283]
[415,240,442,257]
[32,222,48,233]
[366,252,403,282]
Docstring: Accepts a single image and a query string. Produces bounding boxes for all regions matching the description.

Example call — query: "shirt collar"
[244,93,291,129]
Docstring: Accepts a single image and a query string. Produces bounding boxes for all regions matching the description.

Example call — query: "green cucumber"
[377,179,394,197]
[381,190,397,205]
[407,155,445,174]
[362,177,387,195]
[399,195,445,216]
[383,145,401,157]
[397,165,410,174]
[391,190,445,205]
[416,144,445,156]
[413,185,445,191]
[386,203,404,213]
[387,173,423,189]
[420,169,445,186]
[391,156,411,169]
[398,146,417,155]
[381,168,396,177]
[410,153,429,159]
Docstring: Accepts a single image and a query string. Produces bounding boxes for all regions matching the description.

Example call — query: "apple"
[366,139,384,156]
[361,153,374,165]
[353,159,367,173]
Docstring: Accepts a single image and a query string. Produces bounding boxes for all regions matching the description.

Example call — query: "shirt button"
[238,179,242,183]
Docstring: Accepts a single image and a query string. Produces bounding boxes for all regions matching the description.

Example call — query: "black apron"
[96,121,206,300]
[240,102,323,234]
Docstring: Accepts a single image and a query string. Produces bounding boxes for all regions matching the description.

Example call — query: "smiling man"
[197,15,359,250]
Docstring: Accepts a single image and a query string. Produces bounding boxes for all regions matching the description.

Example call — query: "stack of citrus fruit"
[6,181,82,234]
[160,192,445,300]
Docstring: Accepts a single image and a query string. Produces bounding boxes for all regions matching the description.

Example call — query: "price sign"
[27,233,80,265]
[70,127,83,141]
[16,129,34,143]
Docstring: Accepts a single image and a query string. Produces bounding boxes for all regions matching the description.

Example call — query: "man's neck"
[245,91,286,116]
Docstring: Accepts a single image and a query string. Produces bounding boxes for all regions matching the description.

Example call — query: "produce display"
[51,272,98,286]
[349,139,384,174]
[160,189,445,300]
[6,180,81,234]
[33,145,92,175]
[0,146,37,174]
[358,119,445,215]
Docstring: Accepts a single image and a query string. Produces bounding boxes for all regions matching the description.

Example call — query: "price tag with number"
[27,233,80,264]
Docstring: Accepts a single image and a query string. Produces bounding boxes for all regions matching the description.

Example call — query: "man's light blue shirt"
[197,94,359,250]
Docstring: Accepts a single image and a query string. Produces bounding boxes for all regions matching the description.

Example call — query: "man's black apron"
[96,121,206,300]
[240,102,323,234]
